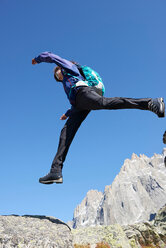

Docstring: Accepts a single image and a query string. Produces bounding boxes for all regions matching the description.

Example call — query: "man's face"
[55,68,63,81]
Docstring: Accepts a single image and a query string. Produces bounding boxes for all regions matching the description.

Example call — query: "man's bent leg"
[51,109,90,171]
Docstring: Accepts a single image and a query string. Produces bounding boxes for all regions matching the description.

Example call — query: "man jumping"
[32,51,165,184]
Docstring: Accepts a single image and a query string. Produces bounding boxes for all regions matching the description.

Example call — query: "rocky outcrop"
[123,204,166,248]
[72,205,166,248]
[0,215,72,248]
[73,149,166,228]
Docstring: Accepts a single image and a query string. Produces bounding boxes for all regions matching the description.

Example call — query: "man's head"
[54,66,63,82]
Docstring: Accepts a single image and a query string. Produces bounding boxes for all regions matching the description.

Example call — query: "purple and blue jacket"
[35,52,85,117]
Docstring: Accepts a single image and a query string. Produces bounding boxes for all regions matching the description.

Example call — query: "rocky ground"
[0,205,165,248]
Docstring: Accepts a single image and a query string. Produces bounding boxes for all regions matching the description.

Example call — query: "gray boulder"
[0,215,72,248]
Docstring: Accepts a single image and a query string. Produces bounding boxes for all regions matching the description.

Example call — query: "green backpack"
[65,64,105,96]
[78,65,105,96]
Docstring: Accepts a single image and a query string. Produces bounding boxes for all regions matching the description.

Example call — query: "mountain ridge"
[72,149,166,228]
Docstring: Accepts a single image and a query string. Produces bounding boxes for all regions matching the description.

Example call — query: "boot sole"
[39,177,63,184]
[158,98,165,118]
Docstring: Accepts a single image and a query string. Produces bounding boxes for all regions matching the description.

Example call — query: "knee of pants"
[101,97,109,109]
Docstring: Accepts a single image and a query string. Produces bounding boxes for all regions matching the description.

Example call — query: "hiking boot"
[39,170,63,184]
[148,98,165,117]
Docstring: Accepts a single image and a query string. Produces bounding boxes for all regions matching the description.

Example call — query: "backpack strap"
[75,81,89,87]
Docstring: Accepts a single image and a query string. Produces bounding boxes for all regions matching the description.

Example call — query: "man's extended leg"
[39,109,90,184]
[76,87,165,117]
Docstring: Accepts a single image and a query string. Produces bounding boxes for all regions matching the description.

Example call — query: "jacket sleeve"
[65,106,74,117]
[34,52,80,76]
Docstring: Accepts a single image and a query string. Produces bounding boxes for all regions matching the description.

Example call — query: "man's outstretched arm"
[32,51,80,76]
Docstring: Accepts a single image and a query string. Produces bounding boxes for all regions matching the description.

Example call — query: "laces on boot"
[148,102,159,115]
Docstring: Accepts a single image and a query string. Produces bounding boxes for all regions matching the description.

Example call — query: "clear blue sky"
[0,0,166,222]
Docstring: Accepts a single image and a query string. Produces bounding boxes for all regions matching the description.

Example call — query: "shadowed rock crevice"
[23,215,71,230]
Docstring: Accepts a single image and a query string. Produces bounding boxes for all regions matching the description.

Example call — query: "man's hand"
[32,58,37,65]
[60,114,68,120]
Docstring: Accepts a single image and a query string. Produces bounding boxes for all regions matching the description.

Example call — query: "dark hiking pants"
[51,87,151,171]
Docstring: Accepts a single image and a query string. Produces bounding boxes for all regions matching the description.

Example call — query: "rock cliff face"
[73,149,166,228]
[73,190,103,228]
